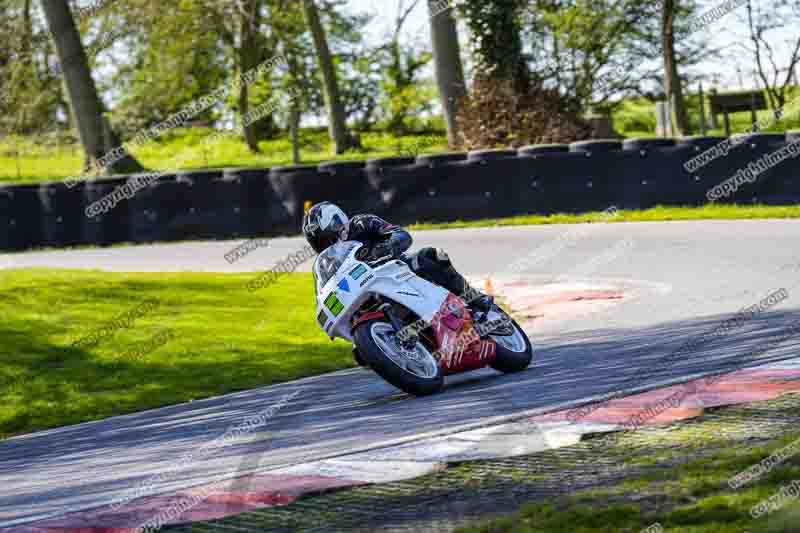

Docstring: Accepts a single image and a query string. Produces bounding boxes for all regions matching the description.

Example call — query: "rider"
[302,201,493,313]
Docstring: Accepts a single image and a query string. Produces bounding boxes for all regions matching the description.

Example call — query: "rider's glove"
[371,241,395,260]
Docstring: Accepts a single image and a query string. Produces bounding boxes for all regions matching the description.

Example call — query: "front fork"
[350,301,417,367]
[379,303,419,349]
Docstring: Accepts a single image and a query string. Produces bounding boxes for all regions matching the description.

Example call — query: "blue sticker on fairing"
[349,264,368,280]
[337,278,350,292]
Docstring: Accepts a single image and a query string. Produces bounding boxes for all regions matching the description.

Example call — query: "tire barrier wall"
[2,132,800,252]
[83,177,133,246]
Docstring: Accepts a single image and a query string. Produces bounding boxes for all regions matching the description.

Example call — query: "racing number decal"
[324,292,345,317]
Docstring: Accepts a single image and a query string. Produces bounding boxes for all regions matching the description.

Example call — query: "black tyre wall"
[750,137,800,204]
[526,150,613,213]
[225,168,293,237]
[0,187,44,251]
[128,174,186,243]
[0,188,13,250]
[364,157,429,224]
[8,185,45,250]
[270,164,370,230]
[83,177,132,245]
[317,161,379,214]
[181,174,245,240]
[39,181,85,247]
[7,132,800,252]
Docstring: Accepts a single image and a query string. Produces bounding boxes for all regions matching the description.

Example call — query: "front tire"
[488,312,533,373]
[354,319,444,396]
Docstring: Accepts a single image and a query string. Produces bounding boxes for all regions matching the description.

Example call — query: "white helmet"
[302,202,350,253]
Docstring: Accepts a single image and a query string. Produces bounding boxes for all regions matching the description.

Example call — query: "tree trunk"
[428,0,466,149]
[239,0,261,153]
[41,0,143,174]
[290,107,300,165]
[661,0,689,136]
[301,0,351,154]
[23,0,33,55]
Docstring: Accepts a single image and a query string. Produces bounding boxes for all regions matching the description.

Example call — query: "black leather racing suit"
[340,214,476,301]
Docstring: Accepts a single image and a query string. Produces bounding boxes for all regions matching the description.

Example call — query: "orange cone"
[484,277,495,296]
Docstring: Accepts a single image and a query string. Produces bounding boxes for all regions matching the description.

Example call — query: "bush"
[455,78,592,149]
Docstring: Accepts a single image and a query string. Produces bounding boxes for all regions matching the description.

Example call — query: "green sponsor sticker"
[317,309,328,328]
[324,292,345,317]
[349,264,368,280]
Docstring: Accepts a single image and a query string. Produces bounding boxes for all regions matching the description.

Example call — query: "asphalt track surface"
[2,219,800,526]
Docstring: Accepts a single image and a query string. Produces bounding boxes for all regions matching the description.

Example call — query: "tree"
[302,0,352,154]
[662,0,689,135]
[428,0,467,147]
[339,46,383,130]
[459,0,530,90]
[455,0,590,148]
[373,0,432,135]
[239,0,266,152]
[518,0,710,115]
[524,0,655,109]
[1,0,67,134]
[742,0,800,111]
[201,0,282,149]
[40,0,142,174]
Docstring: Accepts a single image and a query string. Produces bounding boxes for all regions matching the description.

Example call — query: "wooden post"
[750,92,758,131]
[723,109,731,137]
[656,102,670,137]
[709,88,719,130]
[699,83,707,135]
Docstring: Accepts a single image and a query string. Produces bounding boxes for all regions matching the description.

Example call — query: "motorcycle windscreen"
[313,241,361,293]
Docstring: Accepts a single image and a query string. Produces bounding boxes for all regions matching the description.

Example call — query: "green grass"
[409,204,800,230]
[455,432,800,533]
[0,128,448,185]
[0,269,353,439]
[613,88,800,139]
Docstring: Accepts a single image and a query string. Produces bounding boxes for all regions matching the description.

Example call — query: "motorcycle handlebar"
[356,243,397,267]
[366,254,395,267]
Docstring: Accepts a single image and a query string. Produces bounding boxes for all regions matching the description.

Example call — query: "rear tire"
[489,315,533,373]
[354,319,444,396]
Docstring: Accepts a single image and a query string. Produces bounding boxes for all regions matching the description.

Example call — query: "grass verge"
[409,204,800,231]
[0,129,447,185]
[455,431,800,533]
[0,269,352,439]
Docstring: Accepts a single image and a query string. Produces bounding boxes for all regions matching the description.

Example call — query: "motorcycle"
[313,241,533,396]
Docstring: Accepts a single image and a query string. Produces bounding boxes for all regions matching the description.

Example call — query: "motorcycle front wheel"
[354,319,444,396]
[486,310,533,373]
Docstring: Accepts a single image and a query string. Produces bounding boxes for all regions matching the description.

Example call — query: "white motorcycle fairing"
[314,241,450,343]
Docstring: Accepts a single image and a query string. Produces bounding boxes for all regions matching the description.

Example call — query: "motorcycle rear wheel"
[354,319,444,396]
